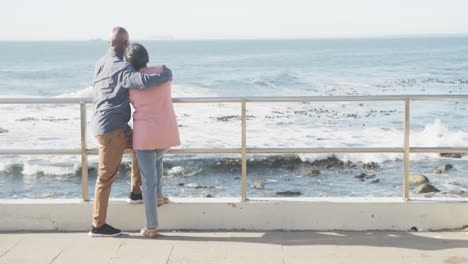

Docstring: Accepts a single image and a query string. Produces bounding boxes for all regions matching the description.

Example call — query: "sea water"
[0,37,468,199]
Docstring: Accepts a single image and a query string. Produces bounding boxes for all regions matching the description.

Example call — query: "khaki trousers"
[92,128,141,228]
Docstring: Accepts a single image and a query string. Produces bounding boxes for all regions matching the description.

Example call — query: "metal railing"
[1,95,468,202]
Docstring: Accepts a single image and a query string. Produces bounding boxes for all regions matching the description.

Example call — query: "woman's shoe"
[140,227,158,238]
[157,196,169,207]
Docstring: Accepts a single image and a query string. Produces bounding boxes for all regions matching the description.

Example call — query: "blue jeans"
[135,149,168,229]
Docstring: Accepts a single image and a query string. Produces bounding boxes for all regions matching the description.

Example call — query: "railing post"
[80,101,89,202]
[403,99,410,201]
[241,100,248,201]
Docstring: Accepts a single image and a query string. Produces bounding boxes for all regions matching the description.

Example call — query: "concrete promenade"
[1,231,468,264]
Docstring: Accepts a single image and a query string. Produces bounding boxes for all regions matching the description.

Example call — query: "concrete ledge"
[1,197,468,231]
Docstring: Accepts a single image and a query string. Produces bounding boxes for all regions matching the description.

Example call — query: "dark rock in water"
[363,162,379,170]
[414,183,440,194]
[276,191,302,196]
[355,173,366,179]
[0,128,8,133]
[251,182,265,190]
[74,166,97,176]
[16,117,39,122]
[233,176,240,180]
[215,115,241,122]
[194,184,215,189]
[250,155,303,169]
[449,190,465,195]
[216,158,241,171]
[409,174,429,185]
[303,170,321,177]
[201,193,213,198]
[365,174,376,179]
[432,164,453,174]
[119,162,132,175]
[310,156,356,169]
[214,115,254,122]
[41,117,69,122]
[440,153,463,158]
[177,183,185,186]
[3,163,24,175]
[370,179,380,184]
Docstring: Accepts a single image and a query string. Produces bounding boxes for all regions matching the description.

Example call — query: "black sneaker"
[127,192,143,204]
[88,224,122,237]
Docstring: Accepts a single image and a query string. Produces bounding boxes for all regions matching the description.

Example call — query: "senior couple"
[89,27,179,238]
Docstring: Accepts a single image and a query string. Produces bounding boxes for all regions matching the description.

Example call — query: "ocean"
[1,37,468,199]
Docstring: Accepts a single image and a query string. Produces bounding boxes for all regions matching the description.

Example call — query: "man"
[89,27,172,237]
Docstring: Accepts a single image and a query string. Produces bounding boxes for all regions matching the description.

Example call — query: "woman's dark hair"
[125,43,149,71]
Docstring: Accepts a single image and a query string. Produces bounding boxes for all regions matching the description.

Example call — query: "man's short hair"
[125,43,149,71]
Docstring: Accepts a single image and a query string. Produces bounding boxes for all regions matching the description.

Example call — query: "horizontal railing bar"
[2,95,468,105]
[0,149,82,155]
[242,95,468,103]
[247,147,404,154]
[410,147,468,153]
[0,98,91,104]
[1,147,467,156]
[103,148,243,155]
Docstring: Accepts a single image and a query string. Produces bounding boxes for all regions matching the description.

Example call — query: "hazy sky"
[1,0,467,40]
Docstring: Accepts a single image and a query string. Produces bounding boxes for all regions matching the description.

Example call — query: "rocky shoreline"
[1,155,466,198]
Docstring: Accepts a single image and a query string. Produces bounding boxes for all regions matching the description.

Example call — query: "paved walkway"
[1,231,468,264]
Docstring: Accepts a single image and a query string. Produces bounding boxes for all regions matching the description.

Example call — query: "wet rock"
[370,179,380,184]
[250,155,303,169]
[355,173,367,179]
[233,176,240,180]
[41,117,69,121]
[177,183,185,186]
[216,158,241,171]
[214,115,254,122]
[74,166,97,176]
[310,156,356,169]
[16,117,39,121]
[215,115,241,122]
[251,182,265,190]
[409,174,429,185]
[0,128,8,133]
[363,162,379,170]
[118,162,131,175]
[4,163,24,175]
[276,191,302,196]
[440,153,463,158]
[201,193,213,198]
[414,183,440,194]
[449,189,465,195]
[194,184,215,189]
[432,164,453,174]
[303,170,321,177]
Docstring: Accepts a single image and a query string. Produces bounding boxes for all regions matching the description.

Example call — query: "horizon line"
[1,32,468,42]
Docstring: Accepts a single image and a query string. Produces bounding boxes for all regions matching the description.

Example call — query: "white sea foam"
[53,83,217,99]
[55,86,93,98]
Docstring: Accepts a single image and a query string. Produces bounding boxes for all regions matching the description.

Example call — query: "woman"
[126,43,180,238]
